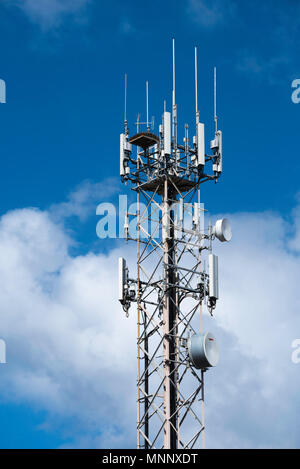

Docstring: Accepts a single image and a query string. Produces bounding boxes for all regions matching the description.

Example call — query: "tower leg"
[162,179,178,449]
[144,310,149,449]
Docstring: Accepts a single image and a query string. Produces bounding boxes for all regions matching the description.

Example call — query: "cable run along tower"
[118,40,232,450]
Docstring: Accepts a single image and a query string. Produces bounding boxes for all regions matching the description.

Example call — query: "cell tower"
[118,40,231,450]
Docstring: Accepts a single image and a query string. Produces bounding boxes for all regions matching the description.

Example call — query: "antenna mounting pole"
[214,67,218,133]
[146,81,149,132]
[195,47,199,124]
[124,73,128,135]
[172,38,177,149]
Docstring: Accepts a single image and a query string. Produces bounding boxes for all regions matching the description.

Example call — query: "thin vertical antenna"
[124,73,128,134]
[164,100,166,112]
[172,38,175,109]
[195,47,199,123]
[214,67,218,133]
[172,38,177,152]
[146,81,149,132]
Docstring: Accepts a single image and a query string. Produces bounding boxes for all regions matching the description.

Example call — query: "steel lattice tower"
[118,40,231,449]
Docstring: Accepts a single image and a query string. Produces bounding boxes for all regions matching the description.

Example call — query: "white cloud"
[232,2,299,84]
[236,51,291,85]
[204,208,300,447]
[0,205,137,447]
[120,18,135,35]
[50,178,119,222]
[187,0,236,28]
[5,0,91,30]
[0,185,300,447]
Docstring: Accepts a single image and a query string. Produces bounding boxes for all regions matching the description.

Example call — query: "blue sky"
[0,0,300,449]
[1,0,299,216]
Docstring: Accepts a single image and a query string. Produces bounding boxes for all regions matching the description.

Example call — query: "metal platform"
[129,132,160,149]
[135,175,198,194]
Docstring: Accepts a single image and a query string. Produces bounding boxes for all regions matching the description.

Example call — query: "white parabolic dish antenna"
[213,218,232,242]
[188,333,219,369]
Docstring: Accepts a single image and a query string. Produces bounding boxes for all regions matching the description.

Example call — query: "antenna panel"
[120,134,132,176]
[179,198,183,224]
[163,111,171,155]
[120,134,125,176]
[210,137,218,150]
[209,253,219,299]
[193,202,199,226]
[118,257,126,303]
[217,130,222,172]
[197,122,205,166]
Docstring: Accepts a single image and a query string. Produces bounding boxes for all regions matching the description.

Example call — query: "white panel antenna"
[197,122,205,166]
[120,134,125,176]
[209,253,219,299]
[124,213,129,239]
[120,133,132,177]
[216,130,222,172]
[0,79,6,104]
[118,257,127,303]
[179,198,183,225]
[193,202,199,227]
[163,111,171,155]
[211,130,222,172]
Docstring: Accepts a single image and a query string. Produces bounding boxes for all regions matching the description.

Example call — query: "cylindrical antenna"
[214,67,218,133]
[146,81,149,132]
[194,47,198,121]
[124,73,128,134]
[172,38,177,150]
[172,38,176,108]
[185,123,190,171]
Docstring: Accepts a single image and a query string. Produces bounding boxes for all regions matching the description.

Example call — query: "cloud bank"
[0,203,137,448]
[5,0,91,30]
[187,0,236,28]
[0,183,300,448]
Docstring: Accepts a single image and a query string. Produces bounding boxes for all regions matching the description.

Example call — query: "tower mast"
[118,41,231,449]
